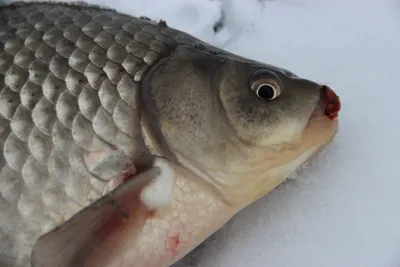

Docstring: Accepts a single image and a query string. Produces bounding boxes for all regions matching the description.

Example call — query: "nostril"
[321,85,341,120]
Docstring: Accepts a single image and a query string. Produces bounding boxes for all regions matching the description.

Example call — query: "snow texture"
[5,0,400,266]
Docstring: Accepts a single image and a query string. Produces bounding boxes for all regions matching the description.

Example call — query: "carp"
[0,1,341,267]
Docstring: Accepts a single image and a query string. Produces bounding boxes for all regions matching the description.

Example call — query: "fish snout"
[320,85,341,120]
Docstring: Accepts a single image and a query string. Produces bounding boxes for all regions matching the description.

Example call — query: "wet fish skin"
[0,1,340,267]
[0,2,187,266]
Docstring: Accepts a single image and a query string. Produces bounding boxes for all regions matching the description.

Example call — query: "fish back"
[0,2,181,265]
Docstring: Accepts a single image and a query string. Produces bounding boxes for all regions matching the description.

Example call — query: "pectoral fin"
[31,158,175,267]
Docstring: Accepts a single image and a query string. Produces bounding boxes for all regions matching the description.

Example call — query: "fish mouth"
[320,85,341,120]
[277,86,341,184]
[306,85,341,130]
[301,85,341,154]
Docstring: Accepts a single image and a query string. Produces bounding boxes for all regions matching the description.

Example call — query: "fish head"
[142,44,340,208]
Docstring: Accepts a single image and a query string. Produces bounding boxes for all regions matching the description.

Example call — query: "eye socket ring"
[250,75,282,100]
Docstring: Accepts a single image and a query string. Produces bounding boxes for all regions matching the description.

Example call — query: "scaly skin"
[0,2,340,267]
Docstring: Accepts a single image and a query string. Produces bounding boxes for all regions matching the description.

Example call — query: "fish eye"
[256,83,279,100]
[250,75,282,100]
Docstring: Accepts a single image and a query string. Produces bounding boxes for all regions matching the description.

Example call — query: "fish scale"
[0,2,181,265]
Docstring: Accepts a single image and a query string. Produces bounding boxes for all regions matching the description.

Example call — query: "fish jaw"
[170,102,339,211]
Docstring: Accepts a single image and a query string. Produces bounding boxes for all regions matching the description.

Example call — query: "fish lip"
[307,85,341,125]
[305,105,339,135]
[321,85,341,120]
[302,89,340,143]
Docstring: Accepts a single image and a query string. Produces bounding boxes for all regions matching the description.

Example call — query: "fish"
[0,1,341,267]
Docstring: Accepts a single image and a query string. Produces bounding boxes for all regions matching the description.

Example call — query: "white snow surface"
[7,0,400,266]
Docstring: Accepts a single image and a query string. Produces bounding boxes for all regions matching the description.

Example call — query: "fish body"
[0,2,341,267]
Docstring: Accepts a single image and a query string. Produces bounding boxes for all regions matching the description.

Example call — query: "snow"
[6,0,400,266]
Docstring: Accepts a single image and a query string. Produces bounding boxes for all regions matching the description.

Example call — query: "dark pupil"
[257,85,275,99]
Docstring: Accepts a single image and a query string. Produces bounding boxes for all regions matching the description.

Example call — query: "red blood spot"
[147,209,156,218]
[166,234,181,255]
[122,165,137,182]
[322,86,341,120]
